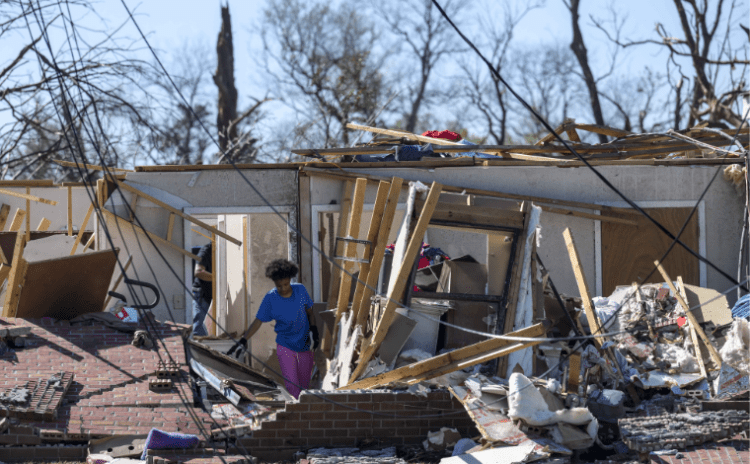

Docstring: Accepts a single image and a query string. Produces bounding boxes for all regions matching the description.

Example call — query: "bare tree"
[260,0,391,149]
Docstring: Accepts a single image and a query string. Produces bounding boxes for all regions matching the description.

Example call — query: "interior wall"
[0,187,93,233]
[309,166,744,304]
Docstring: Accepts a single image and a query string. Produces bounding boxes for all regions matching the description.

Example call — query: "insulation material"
[322,311,361,390]
[652,343,700,373]
[505,204,542,378]
[719,318,750,374]
[507,373,598,439]
[422,427,461,451]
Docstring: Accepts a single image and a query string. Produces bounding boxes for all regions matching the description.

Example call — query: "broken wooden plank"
[353,177,404,328]
[678,276,709,384]
[25,187,30,241]
[535,119,570,145]
[82,234,95,252]
[53,159,133,173]
[655,261,723,367]
[2,231,27,317]
[539,205,637,226]
[348,181,443,384]
[348,180,390,330]
[166,213,176,242]
[102,255,134,310]
[563,228,603,347]
[0,204,10,231]
[574,123,632,138]
[114,180,241,246]
[191,228,212,241]
[0,264,10,287]
[36,218,51,231]
[70,203,94,255]
[342,323,546,390]
[330,178,369,357]
[8,208,25,232]
[0,188,57,205]
[101,209,201,262]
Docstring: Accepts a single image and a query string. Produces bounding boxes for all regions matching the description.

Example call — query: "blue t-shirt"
[256,283,313,352]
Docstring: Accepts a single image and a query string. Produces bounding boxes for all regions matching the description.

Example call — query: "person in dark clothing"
[192,242,213,336]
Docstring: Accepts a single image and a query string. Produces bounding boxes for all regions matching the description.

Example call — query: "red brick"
[259,438,283,447]
[333,420,357,428]
[286,403,310,412]
[309,403,333,412]
[275,412,299,421]
[348,412,375,421]
[308,420,333,429]
[34,446,61,460]
[261,421,285,430]
[284,420,309,430]
[252,429,277,438]
[355,402,379,411]
[347,393,372,403]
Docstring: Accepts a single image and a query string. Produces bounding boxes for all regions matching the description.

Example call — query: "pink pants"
[276,344,314,399]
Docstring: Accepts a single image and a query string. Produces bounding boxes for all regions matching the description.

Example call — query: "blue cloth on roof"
[354,144,444,162]
[452,139,496,159]
[141,428,200,460]
[256,283,313,352]
[732,294,750,319]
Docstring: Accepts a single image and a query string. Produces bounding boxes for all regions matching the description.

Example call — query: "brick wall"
[234,390,477,461]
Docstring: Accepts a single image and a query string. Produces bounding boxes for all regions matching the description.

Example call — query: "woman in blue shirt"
[236,259,319,399]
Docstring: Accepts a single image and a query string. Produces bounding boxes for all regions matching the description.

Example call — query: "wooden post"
[330,178,368,356]
[102,255,134,310]
[0,204,10,231]
[36,218,51,231]
[70,203,95,255]
[243,216,249,334]
[166,213,176,242]
[655,261,723,367]
[8,208,25,232]
[348,182,442,384]
[82,234,95,252]
[25,187,30,241]
[2,231,27,317]
[67,186,73,236]
[353,178,404,328]
[563,228,603,347]
[678,276,708,383]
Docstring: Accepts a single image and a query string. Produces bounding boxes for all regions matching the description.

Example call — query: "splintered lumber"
[53,159,133,173]
[655,261,722,367]
[539,205,637,226]
[678,276,708,383]
[102,255,133,310]
[2,232,27,317]
[563,228,603,347]
[574,123,632,138]
[0,188,57,205]
[70,203,94,255]
[0,204,9,231]
[82,234,95,252]
[25,187,30,241]
[166,213,176,242]
[342,323,546,389]
[36,218,51,231]
[535,119,572,145]
[353,177,404,328]
[192,228,212,241]
[348,181,443,384]
[114,180,241,247]
[8,208,25,232]
[101,209,201,262]
[346,180,390,329]
[330,178,369,356]
[0,264,10,287]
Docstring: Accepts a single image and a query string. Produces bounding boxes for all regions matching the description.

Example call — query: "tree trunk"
[568,0,607,143]
[214,6,238,155]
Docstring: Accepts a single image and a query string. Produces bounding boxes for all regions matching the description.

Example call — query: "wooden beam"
[2,232,27,317]
[655,261,723,367]
[243,216,249,333]
[70,203,94,255]
[0,204,10,231]
[348,181,443,383]
[0,188,57,205]
[574,123,632,138]
[53,159,133,172]
[678,276,708,383]
[166,213,176,242]
[330,178,369,356]
[0,180,54,187]
[67,186,73,236]
[100,209,201,262]
[326,180,354,313]
[563,228,603,347]
[535,120,570,145]
[211,232,217,336]
[539,205,637,226]
[191,228,212,241]
[102,255,134,310]
[342,323,545,389]
[25,187,30,241]
[114,180,241,247]
[0,264,10,287]
[349,180,391,328]
[36,218,51,231]
[82,234,95,252]
[353,177,404,328]
[8,208,25,232]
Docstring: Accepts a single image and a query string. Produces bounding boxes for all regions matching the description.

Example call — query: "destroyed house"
[0,123,747,463]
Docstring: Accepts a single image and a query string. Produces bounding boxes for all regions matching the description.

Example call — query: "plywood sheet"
[14,248,118,319]
[0,231,93,263]
[684,283,732,326]
[602,208,699,296]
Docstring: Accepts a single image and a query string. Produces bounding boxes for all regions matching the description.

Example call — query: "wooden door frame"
[594,200,707,296]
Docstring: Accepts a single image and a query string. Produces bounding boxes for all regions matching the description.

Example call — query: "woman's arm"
[241,318,263,340]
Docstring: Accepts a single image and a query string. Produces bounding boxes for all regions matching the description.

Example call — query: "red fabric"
[422,130,462,141]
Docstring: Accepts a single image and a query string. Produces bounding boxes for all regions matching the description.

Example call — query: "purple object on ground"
[140,428,200,460]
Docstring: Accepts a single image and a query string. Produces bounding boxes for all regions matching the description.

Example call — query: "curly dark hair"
[265,259,299,281]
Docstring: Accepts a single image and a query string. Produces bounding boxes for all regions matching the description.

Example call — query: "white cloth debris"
[719,318,750,374]
[652,343,700,373]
